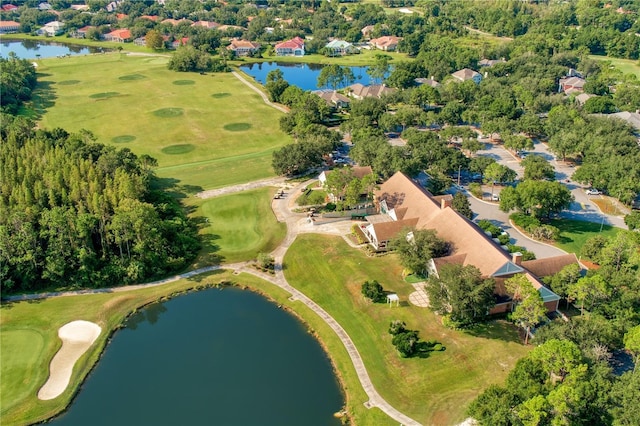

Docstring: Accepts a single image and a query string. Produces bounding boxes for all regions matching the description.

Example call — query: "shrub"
[477,219,502,237]
[389,320,407,335]
[256,252,275,270]
[361,280,385,302]
[497,233,511,245]
[351,224,366,244]
[325,202,336,211]
[510,212,541,232]
[530,224,559,241]
[507,244,536,260]
[469,182,482,198]
[392,330,419,358]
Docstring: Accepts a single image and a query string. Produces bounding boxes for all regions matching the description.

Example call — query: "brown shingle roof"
[373,218,419,242]
[522,254,580,278]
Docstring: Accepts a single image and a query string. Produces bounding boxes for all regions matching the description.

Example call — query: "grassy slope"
[589,54,640,78]
[35,53,290,190]
[284,234,530,425]
[187,187,287,265]
[550,218,620,254]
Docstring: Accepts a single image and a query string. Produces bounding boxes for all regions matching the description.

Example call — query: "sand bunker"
[38,320,101,400]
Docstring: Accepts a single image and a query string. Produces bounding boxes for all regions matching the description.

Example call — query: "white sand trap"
[38,320,101,400]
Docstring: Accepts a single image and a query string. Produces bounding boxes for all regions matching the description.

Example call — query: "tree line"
[0,118,200,293]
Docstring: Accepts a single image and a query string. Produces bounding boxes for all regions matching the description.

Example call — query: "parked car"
[491,194,500,201]
[585,188,602,195]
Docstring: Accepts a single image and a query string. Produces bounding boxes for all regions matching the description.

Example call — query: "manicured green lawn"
[589,54,640,78]
[549,218,620,254]
[0,269,261,426]
[187,187,287,265]
[34,53,290,190]
[284,234,530,425]
[0,267,396,426]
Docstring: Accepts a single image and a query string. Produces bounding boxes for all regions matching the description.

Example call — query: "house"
[104,28,132,43]
[133,36,146,46]
[451,68,482,84]
[360,172,561,313]
[478,58,506,67]
[161,18,193,26]
[38,2,52,10]
[312,90,351,109]
[275,36,305,56]
[325,39,357,56]
[140,15,159,22]
[217,24,246,32]
[606,111,640,132]
[369,35,401,51]
[70,4,89,11]
[318,166,374,202]
[559,76,586,94]
[318,166,373,187]
[170,37,189,49]
[414,77,441,88]
[1,4,18,11]
[106,1,121,12]
[227,38,260,56]
[0,21,21,34]
[37,21,64,37]
[72,25,95,39]
[575,93,597,106]
[192,21,219,29]
[116,13,128,20]
[346,83,396,100]
[361,25,375,39]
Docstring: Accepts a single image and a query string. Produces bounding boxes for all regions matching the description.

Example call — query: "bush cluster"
[361,280,385,303]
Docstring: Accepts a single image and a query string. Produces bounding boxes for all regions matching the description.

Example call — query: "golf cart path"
[196,176,287,199]
[6,179,422,426]
[231,71,289,113]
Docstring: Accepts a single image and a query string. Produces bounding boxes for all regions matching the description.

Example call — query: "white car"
[491,194,500,201]
[585,189,601,195]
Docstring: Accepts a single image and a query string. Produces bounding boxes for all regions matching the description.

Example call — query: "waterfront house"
[369,35,401,51]
[227,38,261,56]
[275,36,305,56]
[104,28,132,43]
[37,21,64,37]
[0,21,21,34]
[325,39,357,56]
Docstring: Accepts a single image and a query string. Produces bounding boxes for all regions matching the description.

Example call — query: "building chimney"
[441,197,452,209]
[512,252,523,265]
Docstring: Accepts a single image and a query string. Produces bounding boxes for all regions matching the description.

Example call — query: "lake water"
[50,287,344,426]
[239,61,375,91]
[0,39,105,59]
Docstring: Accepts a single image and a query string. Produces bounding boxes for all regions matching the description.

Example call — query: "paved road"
[467,193,568,259]
[478,138,628,230]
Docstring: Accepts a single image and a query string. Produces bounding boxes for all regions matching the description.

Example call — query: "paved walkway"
[7,178,422,425]
[408,283,430,308]
[231,71,289,113]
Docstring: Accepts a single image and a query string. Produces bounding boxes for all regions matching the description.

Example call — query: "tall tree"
[425,263,496,326]
[506,275,546,344]
[391,228,449,276]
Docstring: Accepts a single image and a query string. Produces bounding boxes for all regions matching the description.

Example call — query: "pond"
[239,61,377,91]
[50,287,344,426]
[0,39,105,59]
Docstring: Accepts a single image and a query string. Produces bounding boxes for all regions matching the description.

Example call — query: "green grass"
[589,55,640,78]
[187,187,287,265]
[284,234,530,425]
[549,218,620,254]
[0,269,270,426]
[34,53,291,190]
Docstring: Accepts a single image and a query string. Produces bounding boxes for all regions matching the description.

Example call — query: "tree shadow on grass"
[22,78,56,121]
[464,319,521,344]
[150,177,203,201]
[414,340,446,359]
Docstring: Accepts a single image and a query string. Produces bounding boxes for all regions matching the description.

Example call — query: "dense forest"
[0,119,201,293]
